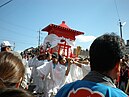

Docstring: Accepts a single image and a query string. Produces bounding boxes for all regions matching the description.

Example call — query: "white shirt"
[28,56,45,93]
[37,61,67,95]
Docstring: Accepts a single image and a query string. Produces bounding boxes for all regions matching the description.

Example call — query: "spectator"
[1,41,29,89]
[55,33,128,97]
[0,51,25,88]
[124,54,129,67]
[119,60,129,92]
[1,41,12,52]
[0,88,34,97]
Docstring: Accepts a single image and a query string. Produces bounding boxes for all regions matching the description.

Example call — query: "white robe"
[66,64,91,83]
[28,56,45,93]
[37,61,67,97]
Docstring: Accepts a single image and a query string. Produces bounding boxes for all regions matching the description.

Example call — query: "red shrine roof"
[42,21,84,40]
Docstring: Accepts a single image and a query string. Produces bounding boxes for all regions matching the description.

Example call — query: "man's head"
[1,41,12,52]
[90,33,125,74]
[58,55,67,65]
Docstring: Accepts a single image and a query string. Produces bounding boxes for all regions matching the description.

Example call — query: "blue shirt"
[55,80,128,97]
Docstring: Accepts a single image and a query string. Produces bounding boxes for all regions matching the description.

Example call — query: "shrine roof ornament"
[59,21,70,28]
[42,21,84,40]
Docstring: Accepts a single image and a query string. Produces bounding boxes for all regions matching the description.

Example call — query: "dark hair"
[58,54,63,62]
[0,88,34,97]
[1,47,5,51]
[125,54,128,59]
[46,52,51,58]
[90,33,125,73]
[0,51,25,88]
[52,52,58,59]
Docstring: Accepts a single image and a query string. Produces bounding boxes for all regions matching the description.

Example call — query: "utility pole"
[38,30,41,47]
[13,42,15,51]
[119,20,126,39]
[119,20,123,39]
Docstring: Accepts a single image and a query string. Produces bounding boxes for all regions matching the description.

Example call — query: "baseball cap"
[1,41,11,48]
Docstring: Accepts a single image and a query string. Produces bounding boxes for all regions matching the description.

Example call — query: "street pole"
[13,42,15,51]
[119,20,123,39]
[38,30,41,46]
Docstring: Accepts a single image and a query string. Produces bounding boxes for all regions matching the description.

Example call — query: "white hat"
[1,41,11,47]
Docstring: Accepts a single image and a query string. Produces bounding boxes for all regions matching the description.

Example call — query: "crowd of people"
[0,33,129,97]
[20,50,91,97]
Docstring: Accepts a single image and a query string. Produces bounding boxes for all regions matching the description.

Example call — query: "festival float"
[41,21,84,58]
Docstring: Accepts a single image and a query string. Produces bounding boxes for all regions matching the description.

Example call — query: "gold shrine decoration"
[76,46,81,57]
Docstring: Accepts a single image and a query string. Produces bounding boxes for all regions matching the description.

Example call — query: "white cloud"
[76,35,96,42]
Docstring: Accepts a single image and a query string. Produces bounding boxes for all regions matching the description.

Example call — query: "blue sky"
[0,0,129,52]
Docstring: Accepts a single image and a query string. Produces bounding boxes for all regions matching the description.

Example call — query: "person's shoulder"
[90,82,128,97]
[108,87,128,97]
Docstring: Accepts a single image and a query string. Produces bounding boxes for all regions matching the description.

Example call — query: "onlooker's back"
[0,88,34,97]
[55,33,128,97]
[0,51,25,88]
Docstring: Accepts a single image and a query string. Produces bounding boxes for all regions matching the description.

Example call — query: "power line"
[0,0,13,8]
[113,0,120,20]
[0,26,45,47]
[0,38,37,46]
[0,26,36,39]
[0,19,36,32]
